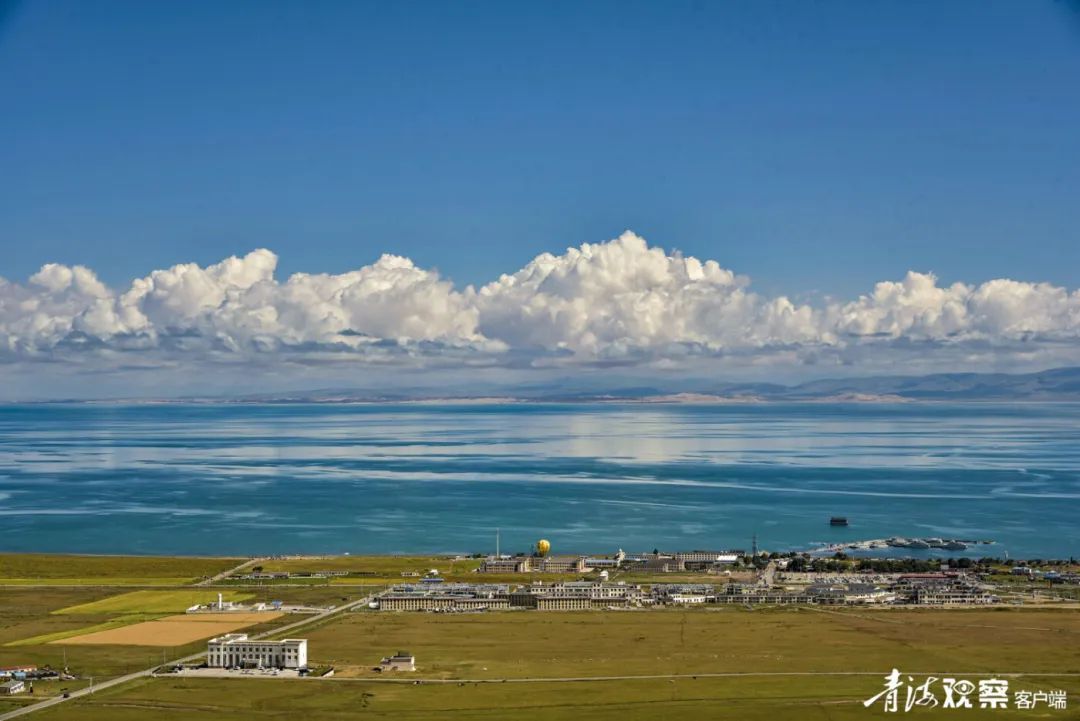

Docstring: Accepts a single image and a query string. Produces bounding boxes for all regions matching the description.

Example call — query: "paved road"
[0,596,371,720]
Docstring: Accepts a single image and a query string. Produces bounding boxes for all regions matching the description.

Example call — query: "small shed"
[378,651,415,672]
[1,680,26,695]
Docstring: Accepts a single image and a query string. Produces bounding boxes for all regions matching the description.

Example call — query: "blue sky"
[1,1,1079,397]
[3,0,1079,297]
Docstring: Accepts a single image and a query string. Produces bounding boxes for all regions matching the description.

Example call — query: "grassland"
[32,673,1080,721]
[300,606,1080,680]
[53,590,254,615]
[28,605,1080,720]
[0,554,244,586]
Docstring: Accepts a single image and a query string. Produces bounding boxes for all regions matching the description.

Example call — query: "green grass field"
[29,668,1080,720]
[0,554,244,585]
[53,590,255,615]
[53,605,1049,720]
[299,606,1080,680]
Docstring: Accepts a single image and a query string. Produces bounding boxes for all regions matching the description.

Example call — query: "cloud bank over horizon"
[2,232,1079,391]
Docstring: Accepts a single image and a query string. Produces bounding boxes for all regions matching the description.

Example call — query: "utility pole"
[752,533,758,558]
[496,528,500,559]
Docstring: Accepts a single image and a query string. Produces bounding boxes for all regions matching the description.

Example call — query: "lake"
[0,402,1077,559]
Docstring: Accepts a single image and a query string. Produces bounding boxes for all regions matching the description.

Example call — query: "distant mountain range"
[216,366,1080,403]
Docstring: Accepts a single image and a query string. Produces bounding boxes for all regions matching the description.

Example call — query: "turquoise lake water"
[0,403,1077,559]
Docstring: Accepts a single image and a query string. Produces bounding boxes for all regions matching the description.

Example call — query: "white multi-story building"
[674,551,731,564]
[207,634,308,669]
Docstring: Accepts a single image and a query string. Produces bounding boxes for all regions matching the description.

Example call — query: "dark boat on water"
[829,516,849,526]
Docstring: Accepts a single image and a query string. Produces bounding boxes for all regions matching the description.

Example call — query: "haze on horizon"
[2,1,1079,398]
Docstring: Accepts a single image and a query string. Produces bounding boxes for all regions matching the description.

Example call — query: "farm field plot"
[57,612,284,646]
[6,616,157,647]
[54,590,254,615]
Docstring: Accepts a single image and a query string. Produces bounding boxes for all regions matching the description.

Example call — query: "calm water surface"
[0,403,1077,558]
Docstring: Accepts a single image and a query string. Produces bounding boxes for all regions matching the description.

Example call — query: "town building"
[378,651,416,671]
[478,557,531,574]
[378,593,511,611]
[672,551,741,569]
[716,583,811,604]
[894,574,997,605]
[534,555,589,573]
[636,554,686,573]
[502,581,645,609]
[376,583,510,611]
[668,592,709,604]
[1047,572,1080,585]
[531,581,644,609]
[536,596,593,611]
[584,549,627,570]
[807,583,896,605]
[1,680,27,695]
[583,557,620,570]
[206,634,308,669]
[652,584,716,603]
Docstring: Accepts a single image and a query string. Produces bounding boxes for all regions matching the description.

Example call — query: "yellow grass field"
[55,590,254,615]
[54,612,283,647]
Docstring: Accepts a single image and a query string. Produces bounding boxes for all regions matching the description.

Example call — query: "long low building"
[807,583,897,605]
[478,557,532,573]
[714,592,813,604]
[377,583,511,611]
[376,581,646,611]
[207,634,308,669]
[534,555,589,573]
[522,581,645,609]
[895,576,997,605]
[477,555,590,574]
[652,584,717,604]
[536,596,594,611]
[378,594,512,611]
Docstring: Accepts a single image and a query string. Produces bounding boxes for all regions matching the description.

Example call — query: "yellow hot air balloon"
[536,539,551,557]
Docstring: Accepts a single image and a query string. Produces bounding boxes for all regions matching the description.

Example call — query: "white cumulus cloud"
[474,232,821,356]
[1,232,1078,374]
